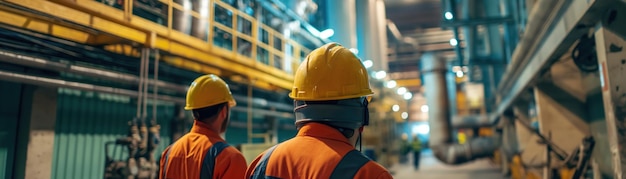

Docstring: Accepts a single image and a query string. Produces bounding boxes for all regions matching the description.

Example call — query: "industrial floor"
[390,149,509,179]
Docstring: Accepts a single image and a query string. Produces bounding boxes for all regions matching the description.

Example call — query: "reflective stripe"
[200,142,230,179]
[251,145,279,179]
[251,147,370,179]
[329,150,370,179]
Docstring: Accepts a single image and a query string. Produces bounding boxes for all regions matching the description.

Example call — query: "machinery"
[104,121,161,179]
[425,0,626,178]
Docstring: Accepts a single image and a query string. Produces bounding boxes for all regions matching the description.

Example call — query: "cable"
[152,49,159,124]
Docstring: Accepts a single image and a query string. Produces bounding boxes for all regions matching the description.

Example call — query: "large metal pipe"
[325,0,357,48]
[0,50,293,111]
[498,0,563,92]
[421,52,498,164]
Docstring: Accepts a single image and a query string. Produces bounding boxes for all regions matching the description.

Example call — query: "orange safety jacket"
[159,121,247,179]
[245,123,393,179]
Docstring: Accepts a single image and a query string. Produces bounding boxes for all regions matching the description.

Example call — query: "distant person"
[411,135,422,170]
[245,43,393,179]
[159,74,247,179]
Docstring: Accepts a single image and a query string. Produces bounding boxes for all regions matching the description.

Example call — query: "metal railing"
[119,0,312,75]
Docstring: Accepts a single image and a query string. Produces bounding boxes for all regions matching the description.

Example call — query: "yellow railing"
[1,0,315,90]
[151,0,311,74]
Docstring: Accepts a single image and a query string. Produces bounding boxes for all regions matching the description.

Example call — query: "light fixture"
[386,80,397,88]
[396,87,407,95]
[444,11,453,20]
[421,105,429,112]
[403,92,412,100]
[401,112,408,119]
[449,38,458,46]
[392,104,400,112]
[349,48,359,55]
[375,71,387,79]
[319,29,335,39]
[363,60,373,68]
[456,71,464,78]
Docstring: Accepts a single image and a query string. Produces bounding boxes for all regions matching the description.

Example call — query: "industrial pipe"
[498,0,563,93]
[421,52,498,164]
[0,69,294,119]
[0,50,292,112]
[451,115,492,129]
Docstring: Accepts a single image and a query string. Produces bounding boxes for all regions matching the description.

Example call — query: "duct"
[259,0,328,46]
[498,0,563,93]
[451,115,492,128]
[421,52,498,164]
[0,50,293,112]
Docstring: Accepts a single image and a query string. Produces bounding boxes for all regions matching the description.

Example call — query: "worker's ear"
[218,105,228,119]
[358,126,364,133]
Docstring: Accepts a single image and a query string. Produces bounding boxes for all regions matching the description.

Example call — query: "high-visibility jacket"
[159,121,247,179]
[245,123,393,179]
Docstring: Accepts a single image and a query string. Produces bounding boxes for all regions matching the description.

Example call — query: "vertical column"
[374,0,388,71]
[23,86,58,179]
[355,0,388,71]
[325,0,356,49]
[355,0,375,64]
[595,26,626,178]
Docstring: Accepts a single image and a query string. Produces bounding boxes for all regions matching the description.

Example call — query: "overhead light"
[449,38,458,46]
[349,48,359,54]
[375,71,387,79]
[421,105,429,112]
[401,112,408,119]
[403,92,412,100]
[386,80,397,88]
[319,29,334,39]
[396,87,407,95]
[392,104,400,112]
[456,71,464,78]
[363,60,373,68]
[444,11,453,20]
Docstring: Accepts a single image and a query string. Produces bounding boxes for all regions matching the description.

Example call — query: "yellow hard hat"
[290,43,373,101]
[184,74,236,110]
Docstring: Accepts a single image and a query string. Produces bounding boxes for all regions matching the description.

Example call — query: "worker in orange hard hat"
[159,74,246,179]
[245,43,393,179]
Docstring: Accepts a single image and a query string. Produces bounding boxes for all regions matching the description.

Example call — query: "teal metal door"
[0,81,23,179]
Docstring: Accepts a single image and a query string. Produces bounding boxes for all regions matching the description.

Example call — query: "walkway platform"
[390,150,509,179]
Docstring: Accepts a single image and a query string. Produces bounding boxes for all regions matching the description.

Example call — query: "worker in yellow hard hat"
[245,43,393,179]
[159,74,247,179]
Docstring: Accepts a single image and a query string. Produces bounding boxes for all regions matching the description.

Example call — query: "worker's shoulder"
[219,144,245,158]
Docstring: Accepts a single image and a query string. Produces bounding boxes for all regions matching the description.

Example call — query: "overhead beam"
[2,0,295,90]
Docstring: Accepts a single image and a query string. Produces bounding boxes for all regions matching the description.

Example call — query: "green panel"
[0,81,23,179]
[52,89,175,179]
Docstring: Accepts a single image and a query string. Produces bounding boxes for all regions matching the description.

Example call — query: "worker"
[411,135,422,171]
[399,133,410,164]
[159,74,247,179]
[245,43,393,179]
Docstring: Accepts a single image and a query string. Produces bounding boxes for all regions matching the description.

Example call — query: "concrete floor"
[390,150,509,179]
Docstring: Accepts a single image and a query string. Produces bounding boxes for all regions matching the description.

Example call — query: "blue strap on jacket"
[250,145,370,179]
[161,141,230,179]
